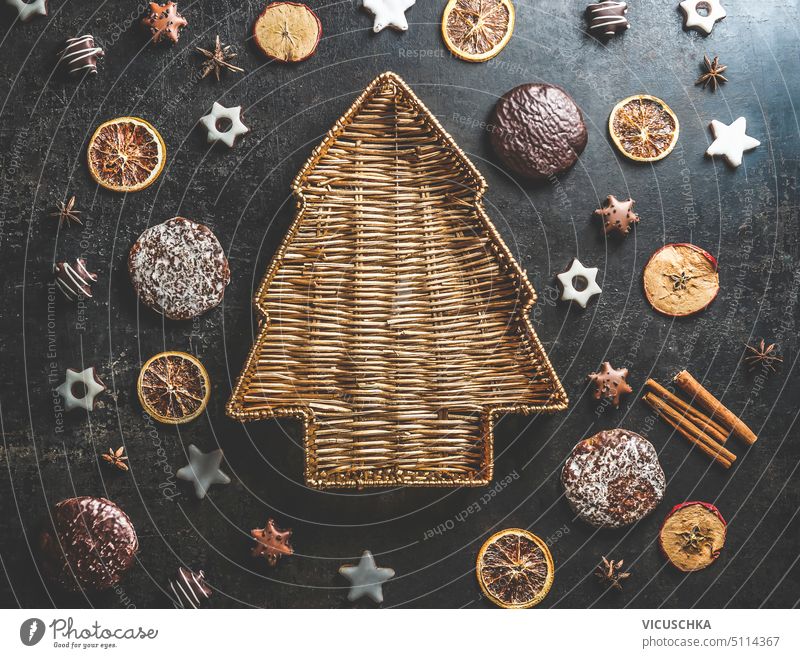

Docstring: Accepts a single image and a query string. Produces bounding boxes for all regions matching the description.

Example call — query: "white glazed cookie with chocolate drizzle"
[586,1,629,38]
[129,217,230,320]
[58,35,105,76]
[561,428,665,528]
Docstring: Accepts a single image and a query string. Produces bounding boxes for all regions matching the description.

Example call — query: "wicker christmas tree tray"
[228,71,568,488]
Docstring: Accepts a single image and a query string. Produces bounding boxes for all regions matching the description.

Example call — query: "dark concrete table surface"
[1,0,798,608]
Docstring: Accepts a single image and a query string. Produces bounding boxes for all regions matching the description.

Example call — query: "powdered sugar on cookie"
[561,428,665,528]
[129,217,230,320]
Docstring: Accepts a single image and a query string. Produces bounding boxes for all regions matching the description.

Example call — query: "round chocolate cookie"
[561,428,665,528]
[490,83,588,180]
[129,217,230,320]
[39,496,138,591]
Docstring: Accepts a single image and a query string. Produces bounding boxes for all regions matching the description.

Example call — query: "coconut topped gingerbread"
[562,428,665,528]
[129,217,230,320]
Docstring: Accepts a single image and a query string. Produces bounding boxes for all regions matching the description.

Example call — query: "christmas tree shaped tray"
[228,72,568,488]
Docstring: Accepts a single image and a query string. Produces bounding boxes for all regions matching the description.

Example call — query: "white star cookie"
[339,550,395,603]
[679,0,726,35]
[5,0,47,22]
[56,367,106,412]
[557,258,602,308]
[362,0,415,33]
[177,444,231,499]
[706,117,760,168]
[199,102,249,148]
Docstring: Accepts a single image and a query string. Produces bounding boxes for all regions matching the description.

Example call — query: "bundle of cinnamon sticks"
[642,370,758,469]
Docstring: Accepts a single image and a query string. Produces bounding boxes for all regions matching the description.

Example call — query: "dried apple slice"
[253,2,322,62]
[659,501,727,572]
[643,243,719,317]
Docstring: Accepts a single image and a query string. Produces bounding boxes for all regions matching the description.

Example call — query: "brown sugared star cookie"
[588,361,632,407]
[142,2,187,45]
[251,519,293,566]
[594,194,639,236]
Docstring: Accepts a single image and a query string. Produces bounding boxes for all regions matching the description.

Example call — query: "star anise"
[101,446,129,471]
[196,36,244,82]
[50,195,82,228]
[744,339,782,372]
[677,525,710,553]
[696,55,728,91]
[595,556,631,591]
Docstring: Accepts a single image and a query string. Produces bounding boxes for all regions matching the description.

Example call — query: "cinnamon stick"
[648,404,733,469]
[643,393,736,467]
[644,378,730,444]
[644,393,737,462]
[673,370,758,445]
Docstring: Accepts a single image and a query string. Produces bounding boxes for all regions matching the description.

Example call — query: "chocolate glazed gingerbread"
[490,83,588,180]
[39,497,139,591]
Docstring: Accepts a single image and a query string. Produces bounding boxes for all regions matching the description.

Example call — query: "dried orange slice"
[87,117,165,192]
[137,351,210,425]
[643,243,719,317]
[476,528,554,608]
[609,95,679,162]
[253,2,322,63]
[442,0,515,63]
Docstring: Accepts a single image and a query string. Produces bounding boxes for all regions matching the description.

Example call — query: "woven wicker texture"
[228,72,568,488]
